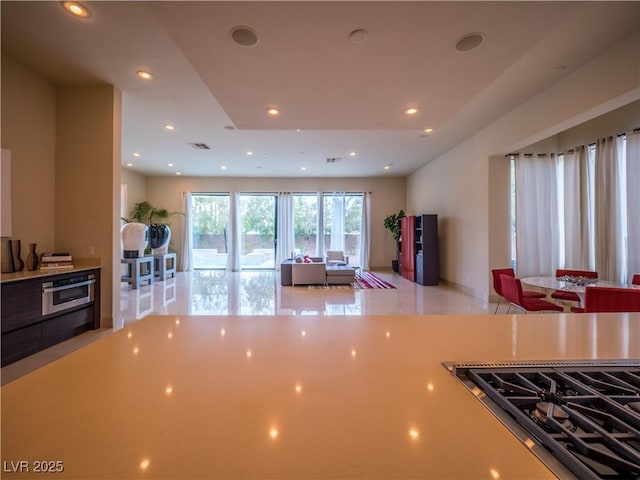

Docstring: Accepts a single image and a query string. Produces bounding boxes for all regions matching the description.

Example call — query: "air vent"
[326,157,342,163]
[189,143,210,150]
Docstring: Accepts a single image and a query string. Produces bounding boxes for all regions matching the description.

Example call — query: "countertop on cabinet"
[2,312,639,479]
[1,258,102,284]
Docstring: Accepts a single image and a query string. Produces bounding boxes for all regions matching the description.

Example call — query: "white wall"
[142,175,406,270]
[408,31,640,300]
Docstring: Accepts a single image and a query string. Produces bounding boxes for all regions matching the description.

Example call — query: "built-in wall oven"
[42,273,95,316]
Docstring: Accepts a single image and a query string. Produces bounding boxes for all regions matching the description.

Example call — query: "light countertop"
[0,258,102,283]
[2,312,639,479]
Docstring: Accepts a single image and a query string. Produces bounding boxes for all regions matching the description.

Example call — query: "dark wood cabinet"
[399,214,439,286]
[415,214,439,285]
[1,268,100,366]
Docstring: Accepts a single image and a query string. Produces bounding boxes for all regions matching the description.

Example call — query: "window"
[191,193,230,269]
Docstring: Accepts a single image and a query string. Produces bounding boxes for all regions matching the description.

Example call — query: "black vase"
[148,223,170,249]
[12,239,25,271]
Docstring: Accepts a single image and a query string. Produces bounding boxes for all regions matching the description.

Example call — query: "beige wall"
[1,55,56,252]
[142,175,406,270]
[56,86,121,327]
[2,54,121,328]
[121,168,147,220]
[407,31,640,300]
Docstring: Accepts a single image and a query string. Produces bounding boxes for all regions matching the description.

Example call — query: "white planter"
[121,222,148,258]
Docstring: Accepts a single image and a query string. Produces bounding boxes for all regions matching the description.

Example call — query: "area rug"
[307,272,396,290]
[354,271,397,289]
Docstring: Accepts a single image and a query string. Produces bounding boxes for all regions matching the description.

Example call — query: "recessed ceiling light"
[126,163,133,167]
[296,129,301,132]
[246,151,253,156]
[221,165,227,170]
[136,70,153,80]
[133,152,140,157]
[384,165,390,170]
[301,166,307,171]
[349,151,357,157]
[175,172,181,175]
[266,107,280,116]
[168,163,174,167]
[404,107,419,116]
[62,1,90,18]
[455,33,484,53]
[164,124,175,131]
[349,28,368,44]
[424,128,433,133]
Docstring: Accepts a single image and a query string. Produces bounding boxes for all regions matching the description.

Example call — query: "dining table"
[521,276,639,307]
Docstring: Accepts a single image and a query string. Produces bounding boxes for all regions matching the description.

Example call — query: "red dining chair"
[492,268,545,314]
[571,286,640,313]
[551,269,598,303]
[632,274,640,286]
[500,274,564,314]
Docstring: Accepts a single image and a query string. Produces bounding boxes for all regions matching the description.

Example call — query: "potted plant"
[383,209,405,272]
[122,201,184,255]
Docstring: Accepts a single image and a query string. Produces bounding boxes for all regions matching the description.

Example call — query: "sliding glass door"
[191,194,230,269]
[323,193,363,267]
[239,194,276,269]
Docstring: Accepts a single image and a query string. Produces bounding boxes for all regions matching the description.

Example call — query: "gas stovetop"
[443,360,640,480]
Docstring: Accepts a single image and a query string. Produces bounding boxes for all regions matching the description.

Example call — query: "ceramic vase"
[149,223,171,255]
[12,239,24,271]
[25,243,38,271]
[1,239,15,273]
[121,222,148,258]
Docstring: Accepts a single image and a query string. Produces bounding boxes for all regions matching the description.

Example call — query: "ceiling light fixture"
[126,163,133,167]
[404,107,419,116]
[266,107,280,116]
[62,1,90,18]
[384,165,390,170]
[175,172,181,175]
[349,151,357,157]
[301,166,307,171]
[168,163,174,167]
[133,152,140,157]
[246,151,253,156]
[221,165,227,170]
[136,70,153,80]
[164,124,175,131]
[349,28,368,45]
[424,128,433,133]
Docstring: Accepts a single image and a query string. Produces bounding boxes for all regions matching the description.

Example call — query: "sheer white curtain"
[594,136,626,282]
[330,193,346,251]
[515,154,560,277]
[561,146,594,270]
[275,192,294,269]
[359,192,371,271]
[226,192,241,272]
[626,130,640,278]
[316,192,324,257]
[179,191,192,272]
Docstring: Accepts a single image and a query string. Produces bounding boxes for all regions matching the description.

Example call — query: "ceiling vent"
[326,157,342,163]
[189,143,210,150]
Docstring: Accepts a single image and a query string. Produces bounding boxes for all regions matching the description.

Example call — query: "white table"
[522,276,637,306]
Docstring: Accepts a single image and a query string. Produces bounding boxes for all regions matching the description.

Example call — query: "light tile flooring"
[2,270,490,385]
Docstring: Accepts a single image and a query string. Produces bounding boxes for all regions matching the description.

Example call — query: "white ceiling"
[2,1,639,177]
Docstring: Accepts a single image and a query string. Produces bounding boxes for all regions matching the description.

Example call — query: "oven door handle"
[42,279,95,293]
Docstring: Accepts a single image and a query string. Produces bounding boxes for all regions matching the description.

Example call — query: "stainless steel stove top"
[444,360,640,480]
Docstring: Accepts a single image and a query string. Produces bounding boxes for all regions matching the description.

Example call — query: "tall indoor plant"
[383,209,405,272]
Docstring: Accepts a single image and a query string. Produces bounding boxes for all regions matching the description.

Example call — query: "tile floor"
[2,270,491,384]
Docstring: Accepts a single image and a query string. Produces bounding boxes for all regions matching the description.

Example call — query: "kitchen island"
[2,312,639,479]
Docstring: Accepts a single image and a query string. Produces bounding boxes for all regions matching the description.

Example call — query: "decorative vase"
[149,223,171,255]
[1,239,15,273]
[12,239,24,272]
[121,222,148,258]
[25,243,38,271]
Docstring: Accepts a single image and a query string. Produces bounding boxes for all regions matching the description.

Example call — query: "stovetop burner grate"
[444,360,640,480]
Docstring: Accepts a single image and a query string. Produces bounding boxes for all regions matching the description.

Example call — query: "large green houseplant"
[383,209,405,272]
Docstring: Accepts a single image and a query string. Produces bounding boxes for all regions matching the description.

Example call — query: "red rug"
[353,271,396,289]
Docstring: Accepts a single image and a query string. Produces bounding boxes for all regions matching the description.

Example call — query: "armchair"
[326,250,348,266]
